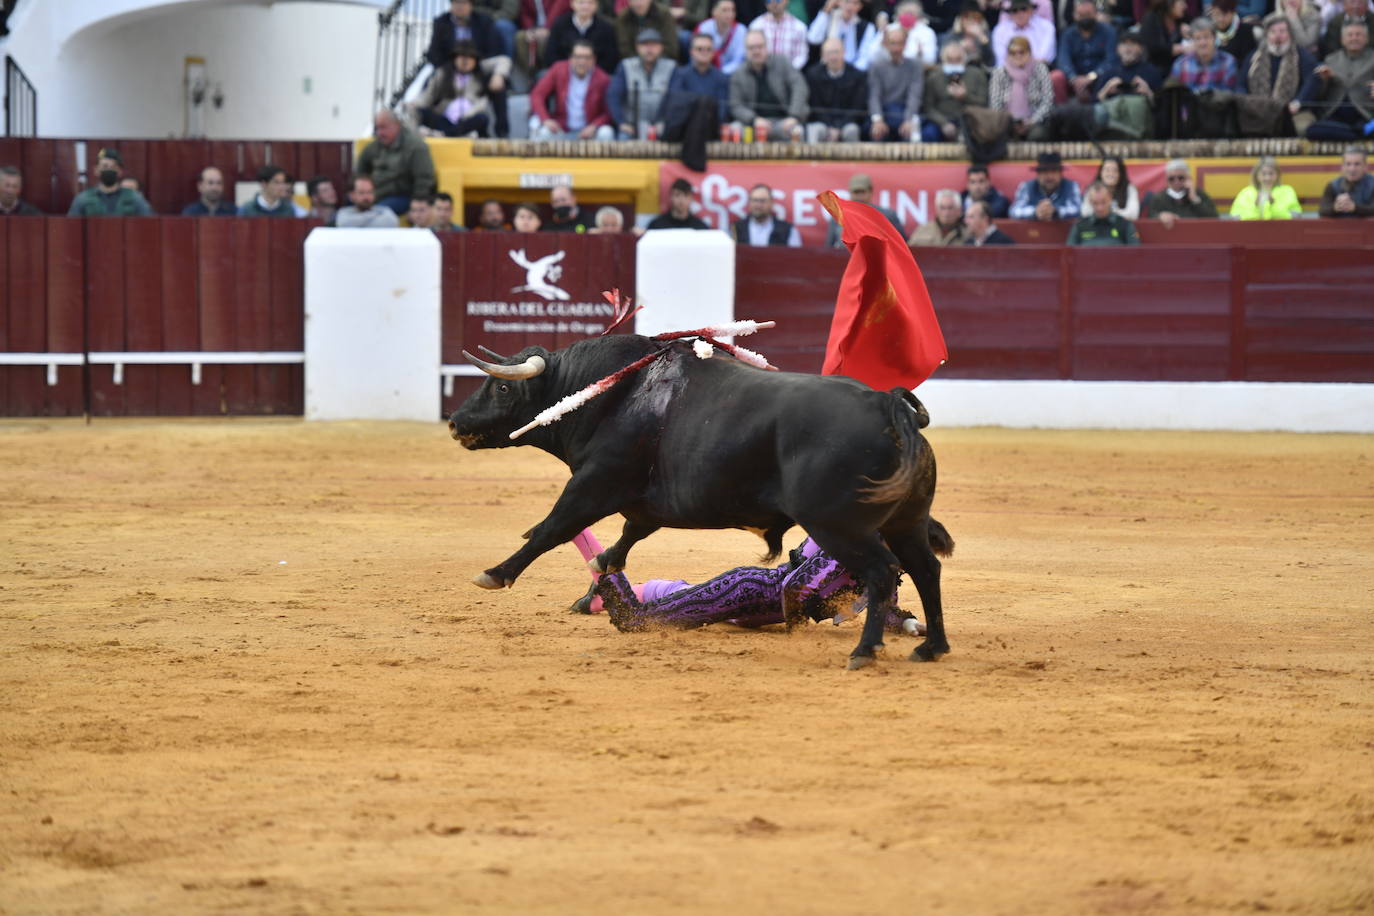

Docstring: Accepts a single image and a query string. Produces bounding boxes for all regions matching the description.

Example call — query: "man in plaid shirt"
[749,0,809,69]
[1169,18,1238,90]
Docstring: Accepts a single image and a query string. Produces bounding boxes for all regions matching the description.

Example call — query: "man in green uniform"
[67,148,153,216]
[1068,181,1141,245]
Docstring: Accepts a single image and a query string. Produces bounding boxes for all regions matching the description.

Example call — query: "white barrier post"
[634,230,736,336]
[304,228,441,421]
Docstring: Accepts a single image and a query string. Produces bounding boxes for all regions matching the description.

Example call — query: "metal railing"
[374,0,445,112]
[5,55,37,136]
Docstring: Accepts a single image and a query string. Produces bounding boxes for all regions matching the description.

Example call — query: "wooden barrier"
[995,217,1374,247]
[3,220,1371,418]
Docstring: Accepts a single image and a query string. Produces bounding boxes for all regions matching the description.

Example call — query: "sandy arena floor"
[0,419,1371,915]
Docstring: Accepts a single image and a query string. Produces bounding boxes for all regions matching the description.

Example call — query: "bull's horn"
[462,350,546,380]
[478,345,507,361]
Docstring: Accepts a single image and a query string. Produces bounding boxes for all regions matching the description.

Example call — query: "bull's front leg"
[473,472,626,589]
[589,518,660,575]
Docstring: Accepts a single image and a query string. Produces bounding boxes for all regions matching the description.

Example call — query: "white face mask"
[942,64,965,74]
[1166,185,1189,199]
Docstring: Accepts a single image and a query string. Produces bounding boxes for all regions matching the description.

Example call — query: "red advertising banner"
[455,232,638,358]
[660,160,1170,247]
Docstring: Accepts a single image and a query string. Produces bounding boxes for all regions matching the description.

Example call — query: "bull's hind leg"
[886,525,948,661]
[807,532,901,670]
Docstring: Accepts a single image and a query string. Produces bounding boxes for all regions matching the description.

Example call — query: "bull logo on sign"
[509,249,570,301]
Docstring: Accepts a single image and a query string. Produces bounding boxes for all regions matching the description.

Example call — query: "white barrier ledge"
[440,364,487,398]
[0,353,84,386]
[87,351,306,386]
[916,380,1374,434]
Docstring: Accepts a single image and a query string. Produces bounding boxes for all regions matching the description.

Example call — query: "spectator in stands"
[805,37,868,141]
[1281,0,1323,52]
[516,0,572,77]
[335,175,401,228]
[662,32,731,136]
[991,0,1057,67]
[69,148,153,217]
[924,40,990,140]
[1093,33,1163,102]
[531,40,616,139]
[1081,155,1140,219]
[647,176,710,228]
[1240,14,1320,135]
[962,164,1010,217]
[963,199,1015,244]
[827,172,904,246]
[180,166,236,217]
[869,26,928,141]
[513,202,544,230]
[952,2,995,67]
[590,205,628,231]
[891,1,942,67]
[416,41,505,138]
[695,0,748,74]
[1320,0,1374,54]
[478,198,510,229]
[909,188,968,245]
[609,28,677,138]
[1171,17,1238,88]
[548,185,594,231]
[408,195,436,228]
[617,0,681,62]
[991,36,1055,140]
[429,0,508,66]
[1011,151,1083,220]
[1059,0,1117,101]
[732,182,801,245]
[807,0,878,69]
[750,0,810,69]
[729,30,810,140]
[306,176,339,223]
[433,192,465,230]
[0,165,41,216]
[475,0,521,58]
[427,0,513,136]
[238,165,296,218]
[1318,145,1374,216]
[1067,180,1141,244]
[1210,0,1258,65]
[549,0,621,72]
[1307,20,1374,138]
[1229,155,1302,218]
[1147,158,1220,226]
[1139,0,1189,75]
[357,110,438,215]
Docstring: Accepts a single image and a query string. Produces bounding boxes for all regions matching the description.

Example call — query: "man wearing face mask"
[547,185,594,232]
[67,149,153,217]
[1146,158,1219,227]
[1058,0,1118,102]
[923,39,989,141]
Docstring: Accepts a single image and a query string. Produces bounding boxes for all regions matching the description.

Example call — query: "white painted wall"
[4,0,385,139]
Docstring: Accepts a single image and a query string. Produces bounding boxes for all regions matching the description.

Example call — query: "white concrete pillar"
[304,228,441,421]
[634,230,736,337]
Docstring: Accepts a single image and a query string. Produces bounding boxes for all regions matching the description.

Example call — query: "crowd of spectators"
[401,0,1374,144]
[5,143,1369,240]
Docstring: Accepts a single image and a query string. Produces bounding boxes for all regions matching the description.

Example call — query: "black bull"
[447,333,949,668]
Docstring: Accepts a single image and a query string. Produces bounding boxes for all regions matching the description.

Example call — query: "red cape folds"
[818,191,947,390]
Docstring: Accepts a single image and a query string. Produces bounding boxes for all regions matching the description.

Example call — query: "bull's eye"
[498,383,510,394]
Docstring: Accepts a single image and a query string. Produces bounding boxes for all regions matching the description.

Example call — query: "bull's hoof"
[588,555,623,575]
[846,654,877,670]
[909,640,950,662]
[472,571,509,590]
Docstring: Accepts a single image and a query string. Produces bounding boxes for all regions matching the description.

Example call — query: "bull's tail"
[860,388,929,505]
[927,517,954,557]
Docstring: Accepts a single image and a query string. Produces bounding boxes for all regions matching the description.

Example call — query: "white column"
[634,230,736,337]
[304,228,441,421]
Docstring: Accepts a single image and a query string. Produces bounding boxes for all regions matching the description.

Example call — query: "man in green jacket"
[238,164,299,217]
[67,148,153,216]
[356,110,438,215]
[1068,181,1141,245]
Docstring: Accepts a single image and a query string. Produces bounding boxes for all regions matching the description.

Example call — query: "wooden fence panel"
[85,219,128,415]
[6,214,49,415]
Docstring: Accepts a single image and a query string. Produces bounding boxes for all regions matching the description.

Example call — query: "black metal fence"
[374,0,445,112]
[5,55,37,136]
